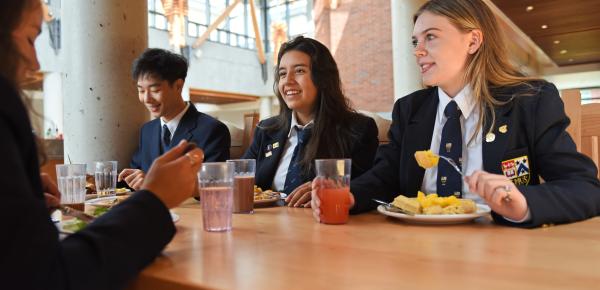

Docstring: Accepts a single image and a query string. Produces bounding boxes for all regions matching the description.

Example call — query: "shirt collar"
[287,112,314,138]
[437,85,476,119]
[160,102,189,134]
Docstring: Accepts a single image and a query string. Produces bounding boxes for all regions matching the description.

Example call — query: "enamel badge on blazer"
[501,155,530,185]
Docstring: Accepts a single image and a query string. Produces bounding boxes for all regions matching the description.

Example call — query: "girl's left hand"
[285,182,312,207]
[465,170,529,221]
[41,173,61,210]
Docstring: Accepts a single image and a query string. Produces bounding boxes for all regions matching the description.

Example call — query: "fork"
[372,199,415,216]
[437,154,462,176]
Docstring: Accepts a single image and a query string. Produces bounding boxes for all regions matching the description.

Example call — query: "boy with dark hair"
[119,48,230,190]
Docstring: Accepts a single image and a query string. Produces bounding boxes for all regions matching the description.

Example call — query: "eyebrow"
[412,27,442,38]
[278,64,309,71]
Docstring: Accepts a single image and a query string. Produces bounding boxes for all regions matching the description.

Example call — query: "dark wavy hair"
[269,36,359,172]
[0,0,40,87]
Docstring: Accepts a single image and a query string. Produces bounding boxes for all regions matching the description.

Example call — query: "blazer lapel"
[262,123,290,180]
[402,90,439,195]
[170,104,197,147]
[150,119,161,158]
[482,94,514,174]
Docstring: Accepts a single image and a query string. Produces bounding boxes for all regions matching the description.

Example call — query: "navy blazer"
[130,104,231,171]
[243,113,379,191]
[351,81,600,228]
[0,76,175,290]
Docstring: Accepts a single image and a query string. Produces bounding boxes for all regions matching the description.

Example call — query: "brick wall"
[314,0,394,112]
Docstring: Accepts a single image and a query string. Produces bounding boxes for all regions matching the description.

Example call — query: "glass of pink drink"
[199,162,234,232]
[315,159,352,225]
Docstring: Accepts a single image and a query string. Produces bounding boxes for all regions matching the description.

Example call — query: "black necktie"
[162,124,171,152]
[437,101,462,197]
[283,126,311,194]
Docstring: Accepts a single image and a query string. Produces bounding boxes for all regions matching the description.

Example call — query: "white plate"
[376,204,491,225]
[86,195,128,207]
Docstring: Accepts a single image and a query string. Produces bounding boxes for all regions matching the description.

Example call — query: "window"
[265,0,311,51]
[147,0,311,50]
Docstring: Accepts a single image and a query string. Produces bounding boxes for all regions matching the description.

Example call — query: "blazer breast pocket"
[500,147,531,186]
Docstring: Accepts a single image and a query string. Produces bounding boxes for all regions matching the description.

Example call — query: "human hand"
[118,168,145,190]
[285,181,312,207]
[141,140,204,209]
[465,170,529,221]
[40,173,60,210]
[310,177,355,223]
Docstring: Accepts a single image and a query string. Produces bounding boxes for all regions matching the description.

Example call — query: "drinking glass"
[227,159,256,214]
[199,162,234,232]
[56,164,87,211]
[315,159,352,225]
[94,161,118,197]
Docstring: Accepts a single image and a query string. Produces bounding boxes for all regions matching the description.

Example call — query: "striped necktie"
[283,126,311,194]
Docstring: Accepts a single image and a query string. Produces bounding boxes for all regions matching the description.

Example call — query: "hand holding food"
[142,140,204,209]
[118,168,145,190]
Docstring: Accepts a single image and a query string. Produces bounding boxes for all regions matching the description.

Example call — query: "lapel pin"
[265,151,272,157]
[273,142,280,149]
[267,144,272,151]
[499,125,508,134]
[445,143,452,153]
[486,132,496,143]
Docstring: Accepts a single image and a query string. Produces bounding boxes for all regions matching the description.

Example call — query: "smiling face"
[136,74,185,120]
[12,2,42,84]
[277,50,318,116]
[412,11,478,97]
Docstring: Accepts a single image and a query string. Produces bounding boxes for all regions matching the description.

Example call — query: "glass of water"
[56,164,87,211]
[94,161,118,197]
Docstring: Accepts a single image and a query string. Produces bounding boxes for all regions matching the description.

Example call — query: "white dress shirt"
[421,86,484,203]
[421,86,530,223]
[160,102,189,142]
[272,113,314,191]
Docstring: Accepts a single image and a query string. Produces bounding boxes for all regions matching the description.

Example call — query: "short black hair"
[131,48,188,84]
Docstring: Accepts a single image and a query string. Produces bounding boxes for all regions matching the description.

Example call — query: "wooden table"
[128,200,600,290]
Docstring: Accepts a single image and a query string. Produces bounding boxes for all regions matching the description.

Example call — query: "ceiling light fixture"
[526,6,534,12]
[560,50,568,54]
[553,40,560,44]
[568,59,574,62]
[541,24,548,29]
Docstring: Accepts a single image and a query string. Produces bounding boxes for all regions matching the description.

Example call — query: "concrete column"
[62,0,148,170]
[391,0,427,100]
[43,72,63,137]
[259,95,273,120]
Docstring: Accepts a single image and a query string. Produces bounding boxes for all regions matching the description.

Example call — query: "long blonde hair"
[414,0,538,142]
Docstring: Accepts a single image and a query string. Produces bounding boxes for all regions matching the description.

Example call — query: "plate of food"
[254,186,286,206]
[376,191,491,225]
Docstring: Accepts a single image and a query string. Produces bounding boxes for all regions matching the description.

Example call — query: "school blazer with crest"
[242,113,379,191]
[130,104,231,172]
[350,81,600,228]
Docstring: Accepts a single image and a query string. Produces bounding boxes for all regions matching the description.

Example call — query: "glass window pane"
[210,30,219,41]
[288,15,307,36]
[155,0,165,14]
[209,1,227,28]
[188,22,198,37]
[219,31,228,44]
[156,14,167,30]
[148,0,155,11]
[229,4,245,35]
[188,0,208,24]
